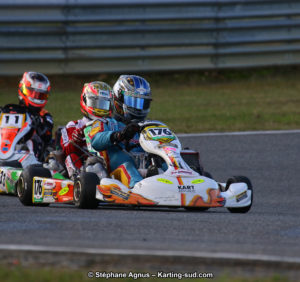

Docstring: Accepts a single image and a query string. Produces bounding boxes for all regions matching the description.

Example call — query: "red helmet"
[18,71,50,111]
[80,81,112,119]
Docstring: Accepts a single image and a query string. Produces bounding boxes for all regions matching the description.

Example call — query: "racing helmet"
[113,75,152,122]
[18,71,51,111]
[80,81,112,119]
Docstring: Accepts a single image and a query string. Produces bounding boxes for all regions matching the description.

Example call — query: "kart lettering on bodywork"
[178,185,195,192]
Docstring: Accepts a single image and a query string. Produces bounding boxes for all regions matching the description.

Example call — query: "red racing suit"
[60,117,90,177]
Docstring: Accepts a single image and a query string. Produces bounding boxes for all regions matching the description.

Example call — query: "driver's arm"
[91,131,115,152]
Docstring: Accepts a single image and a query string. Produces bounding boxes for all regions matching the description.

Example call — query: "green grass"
[1,67,300,133]
[0,265,290,282]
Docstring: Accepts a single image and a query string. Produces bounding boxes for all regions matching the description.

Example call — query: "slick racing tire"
[17,165,51,206]
[73,172,99,209]
[225,176,253,213]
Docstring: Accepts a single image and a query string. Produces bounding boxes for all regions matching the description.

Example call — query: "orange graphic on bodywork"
[98,184,157,206]
[188,188,225,207]
[1,128,19,154]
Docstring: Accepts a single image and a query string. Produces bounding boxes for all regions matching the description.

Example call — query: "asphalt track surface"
[0,131,299,261]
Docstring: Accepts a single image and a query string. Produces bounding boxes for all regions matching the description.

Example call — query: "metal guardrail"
[0,0,300,75]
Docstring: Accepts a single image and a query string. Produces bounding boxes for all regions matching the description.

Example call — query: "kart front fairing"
[0,112,40,194]
[95,121,252,208]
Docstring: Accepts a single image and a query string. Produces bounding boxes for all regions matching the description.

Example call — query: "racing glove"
[31,115,42,130]
[110,123,140,144]
[72,127,85,145]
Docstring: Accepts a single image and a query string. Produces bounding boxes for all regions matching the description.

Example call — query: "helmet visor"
[124,95,151,111]
[86,96,110,111]
[23,87,48,100]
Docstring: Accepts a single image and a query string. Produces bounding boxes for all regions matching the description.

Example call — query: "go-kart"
[17,120,253,213]
[0,105,41,195]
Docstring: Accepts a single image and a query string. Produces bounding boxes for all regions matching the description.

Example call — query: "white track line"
[0,244,299,264]
[177,129,300,137]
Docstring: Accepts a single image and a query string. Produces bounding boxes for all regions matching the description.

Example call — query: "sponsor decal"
[111,187,130,200]
[136,87,147,94]
[158,143,178,149]
[46,115,53,124]
[157,178,173,185]
[178,185,195,192]
[191,179,205,184]
[59,187,69,196]
[90,120,102,137]
[61,127,69,144]
[163,147,177,153]
[43,180,55,189]
[171,169,193,176]
[236,191,247,202]
[44,189,53,196]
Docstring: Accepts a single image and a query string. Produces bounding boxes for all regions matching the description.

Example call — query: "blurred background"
[0,0,300,133]
[1,0,300,74]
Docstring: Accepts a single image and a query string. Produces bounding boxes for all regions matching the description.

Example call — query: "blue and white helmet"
[113,75,152,122]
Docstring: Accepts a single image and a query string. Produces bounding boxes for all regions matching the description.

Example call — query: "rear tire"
[17,165,51,206]
[73,172,99,209]
[225,176,253,213]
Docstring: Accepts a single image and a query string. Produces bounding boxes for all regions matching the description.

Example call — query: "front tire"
[225,176,253,213]
[73,172,99,209]
[17,165,51,206]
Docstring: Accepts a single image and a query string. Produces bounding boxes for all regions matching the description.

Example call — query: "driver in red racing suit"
[60,81,114,179]
[0,71,53,162]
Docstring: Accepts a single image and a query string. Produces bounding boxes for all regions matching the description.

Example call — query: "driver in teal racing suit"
[91,75,152,188]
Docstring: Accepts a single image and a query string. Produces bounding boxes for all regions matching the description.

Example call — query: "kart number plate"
[145,126,175,142]
[0,114,25,129]
[33,178,44,202]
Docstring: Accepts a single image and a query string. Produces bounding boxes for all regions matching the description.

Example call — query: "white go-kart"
[73,120,253,213]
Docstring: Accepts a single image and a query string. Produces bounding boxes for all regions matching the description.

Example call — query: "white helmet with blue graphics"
[113,75,152,122]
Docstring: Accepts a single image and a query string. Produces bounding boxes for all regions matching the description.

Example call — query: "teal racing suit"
[90,120,143,188]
